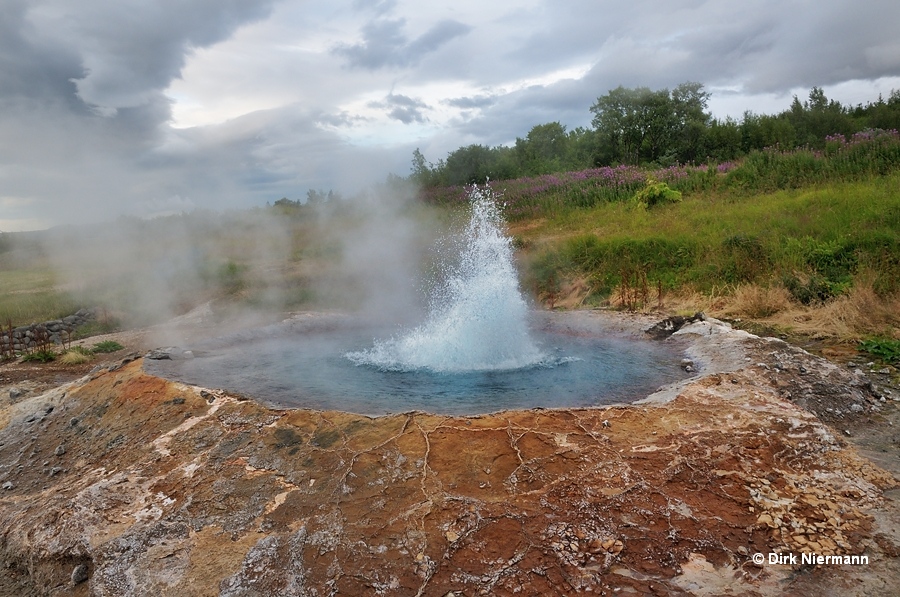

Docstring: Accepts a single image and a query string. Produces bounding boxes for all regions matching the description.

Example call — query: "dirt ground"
[0,311,898,596]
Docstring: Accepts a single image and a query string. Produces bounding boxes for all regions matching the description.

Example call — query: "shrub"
[59,350,92,365]
[21,349,56,363]
[858,338,900,364]
[92,340,124,353]
[631,179,682,208]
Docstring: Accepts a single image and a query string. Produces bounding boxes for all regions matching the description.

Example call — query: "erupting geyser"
[145,186,688,415]
[346,186,549,372]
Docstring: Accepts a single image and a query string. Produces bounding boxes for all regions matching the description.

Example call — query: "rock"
[645,313,705,339]
[1,326,897,597]
[2,482,13,490]
[55,445,67,456]
[71,564,89,585]
[9,388,23,400]
[756,513,775,528]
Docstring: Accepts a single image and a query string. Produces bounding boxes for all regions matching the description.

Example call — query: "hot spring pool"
[144,314,688,416]
[147,189,688,416]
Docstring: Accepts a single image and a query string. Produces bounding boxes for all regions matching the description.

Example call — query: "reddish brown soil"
[1,314,898,596]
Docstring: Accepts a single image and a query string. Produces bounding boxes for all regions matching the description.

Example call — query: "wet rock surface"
[0,314,898,596]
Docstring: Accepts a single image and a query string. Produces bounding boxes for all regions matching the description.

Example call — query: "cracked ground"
[0,315,898,596]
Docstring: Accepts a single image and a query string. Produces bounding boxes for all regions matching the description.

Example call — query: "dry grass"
[767,284,900,340]
[664,279,900,341]
[58,350,92,365]
[721,285,793,319]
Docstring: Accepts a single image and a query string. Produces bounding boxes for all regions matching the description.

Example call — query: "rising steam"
[346,186,548,372]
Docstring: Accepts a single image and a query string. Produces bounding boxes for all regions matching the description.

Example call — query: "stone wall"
[0,308,95,354]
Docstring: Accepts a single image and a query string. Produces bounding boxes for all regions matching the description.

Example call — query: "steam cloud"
[34,179,444,343]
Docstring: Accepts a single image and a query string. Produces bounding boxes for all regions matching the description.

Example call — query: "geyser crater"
[145,187,688,415]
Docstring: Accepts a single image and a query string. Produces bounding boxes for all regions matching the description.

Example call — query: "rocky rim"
[0,312,898,596]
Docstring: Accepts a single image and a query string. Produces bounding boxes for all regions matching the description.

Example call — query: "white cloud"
[2,0,899,229]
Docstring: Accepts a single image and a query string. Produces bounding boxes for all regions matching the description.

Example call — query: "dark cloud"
[3,0,900,231]
[0,1,85,108]
[445,95,497,109]
[62,0,276,115]
[451,81,593,147]
[334,17,471,69]
[315,111,371,128]
[368,93,430,124]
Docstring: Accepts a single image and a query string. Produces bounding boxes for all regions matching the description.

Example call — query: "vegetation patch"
[92,340,124,354]
[631,179,682,209]
[59,350,93,365]
[859,338,900,365]
[21,349,56,363]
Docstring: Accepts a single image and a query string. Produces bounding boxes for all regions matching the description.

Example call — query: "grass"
[20,349,56,363]
[517,173,900,338]
[2,136,898,345]
[91,340,124,353]
[0,268,82,326]
[59,349,93,365]
[73,318,121,340]
[524,175,899,282]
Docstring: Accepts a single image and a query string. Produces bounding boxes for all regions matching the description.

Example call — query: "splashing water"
[346,186,551,372]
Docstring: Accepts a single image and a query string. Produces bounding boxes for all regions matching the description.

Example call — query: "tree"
[670,82,712,162]
[443,144,496,186]
[514,122,569,174]
[590,86,653,164]
[589,83,710,165]
[565,127,599,170]
[706,117,742,161]
[784,87,853,147]
[410,148,435,186]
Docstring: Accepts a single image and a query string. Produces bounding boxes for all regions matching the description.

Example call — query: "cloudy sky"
[2,0,899,231]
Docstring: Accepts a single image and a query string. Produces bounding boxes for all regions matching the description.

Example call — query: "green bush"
[21,349,56,363]
[555,234,698,297]
[631,180,682,208]
[859,338,900,364]
[782,273,838,305]
[719,235,769,283]
[92,340,124,353]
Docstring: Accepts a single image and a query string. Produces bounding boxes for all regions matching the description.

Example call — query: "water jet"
[146,187,688,415]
